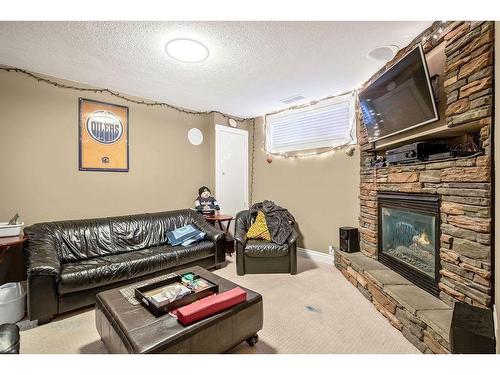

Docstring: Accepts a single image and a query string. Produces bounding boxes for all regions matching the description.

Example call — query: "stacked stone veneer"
[355,21,495,310]
[358,152,493,308]
[335,21,495,353]
[334,251,452,353]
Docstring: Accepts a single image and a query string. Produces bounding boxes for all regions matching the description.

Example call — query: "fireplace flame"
[413,231,430,247]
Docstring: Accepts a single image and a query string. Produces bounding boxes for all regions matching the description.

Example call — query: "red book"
[176,287,247,326]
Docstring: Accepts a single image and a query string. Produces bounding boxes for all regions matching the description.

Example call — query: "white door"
[215,125,249,217]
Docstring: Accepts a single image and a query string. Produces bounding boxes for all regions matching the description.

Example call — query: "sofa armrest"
[234,231,247,247]
[287,228,299,245]
[234,210,251,246]
[191,213,226,264]
[24,224,61,321]
[191,214,225,243]
[24,227,61,278]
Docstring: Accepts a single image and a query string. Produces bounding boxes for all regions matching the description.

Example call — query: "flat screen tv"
[359,44,439,142]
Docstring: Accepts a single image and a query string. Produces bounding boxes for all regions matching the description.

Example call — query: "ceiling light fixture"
[165,38,209,63]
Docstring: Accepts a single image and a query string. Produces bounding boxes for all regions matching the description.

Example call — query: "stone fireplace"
[356,20,493,310]
[378,193,440,296]
[335,21,494,354]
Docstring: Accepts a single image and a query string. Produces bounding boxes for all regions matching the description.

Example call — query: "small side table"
[204,213,234,234]
[204,213,235,256]
[0,235,27,284]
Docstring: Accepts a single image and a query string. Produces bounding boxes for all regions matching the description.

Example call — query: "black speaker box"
[450,302,496,353]
[339,227,359,253]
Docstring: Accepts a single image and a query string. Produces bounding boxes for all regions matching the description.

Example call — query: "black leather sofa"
[235,210,298,275]
[24,209,225,323]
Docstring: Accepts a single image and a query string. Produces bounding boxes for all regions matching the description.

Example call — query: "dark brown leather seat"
[244,239,289,257]
[235,210,297,275]
[24,210,225,322]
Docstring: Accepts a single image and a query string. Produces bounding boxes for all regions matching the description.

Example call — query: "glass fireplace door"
[381,207,436,278]
[378,192,440,296]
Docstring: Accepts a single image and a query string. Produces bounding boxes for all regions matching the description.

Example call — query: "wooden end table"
[0,235,27,284]
[204,213,235,256]
[204,213,234,234]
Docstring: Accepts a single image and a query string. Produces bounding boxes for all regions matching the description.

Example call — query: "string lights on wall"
[0,65,261,206]
[263,90,359,160]
[262,20,446,162]
[422,21,447,44]
[0,64,359,164]
[0,66,252,124]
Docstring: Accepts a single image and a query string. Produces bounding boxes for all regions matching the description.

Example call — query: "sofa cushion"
[174,240,214,265]
[244,239,289,258]
[59,241,214,295]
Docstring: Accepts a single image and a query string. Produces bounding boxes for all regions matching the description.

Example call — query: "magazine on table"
[143,282,191,307]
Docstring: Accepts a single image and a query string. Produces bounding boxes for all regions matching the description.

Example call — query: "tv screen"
[359,44,439,142]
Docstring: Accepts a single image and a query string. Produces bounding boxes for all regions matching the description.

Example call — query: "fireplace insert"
[378,192,440,296]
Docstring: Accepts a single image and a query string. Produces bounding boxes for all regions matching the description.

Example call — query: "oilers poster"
[79,98,129,172]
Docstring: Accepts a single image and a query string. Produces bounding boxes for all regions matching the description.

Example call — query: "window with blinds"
[265,93,356,154]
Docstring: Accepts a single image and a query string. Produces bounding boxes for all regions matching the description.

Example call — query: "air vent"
[280,94,306,104]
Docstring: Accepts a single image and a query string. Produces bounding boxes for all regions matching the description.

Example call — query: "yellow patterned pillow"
[246,211,271,241]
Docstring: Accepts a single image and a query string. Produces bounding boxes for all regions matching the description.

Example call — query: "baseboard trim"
[297,247,334,265]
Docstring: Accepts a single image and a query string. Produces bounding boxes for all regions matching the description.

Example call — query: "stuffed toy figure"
[195,186,220,214]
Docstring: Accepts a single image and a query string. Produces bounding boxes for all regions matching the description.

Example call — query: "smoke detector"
[228,118,237,128]
[367,45,399,62]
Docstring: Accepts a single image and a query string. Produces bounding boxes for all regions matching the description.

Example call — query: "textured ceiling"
[0,21,432,118]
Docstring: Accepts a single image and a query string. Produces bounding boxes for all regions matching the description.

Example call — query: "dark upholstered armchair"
[234,210,298,275]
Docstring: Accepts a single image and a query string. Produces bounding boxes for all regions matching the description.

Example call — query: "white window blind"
[265,93,356,154]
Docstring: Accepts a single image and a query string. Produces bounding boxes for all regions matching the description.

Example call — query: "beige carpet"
[19,256,419,354]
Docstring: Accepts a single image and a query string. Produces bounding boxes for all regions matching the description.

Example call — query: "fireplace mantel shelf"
[335,250,453,353]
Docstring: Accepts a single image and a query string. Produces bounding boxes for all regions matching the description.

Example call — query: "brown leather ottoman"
[95,266,263,353]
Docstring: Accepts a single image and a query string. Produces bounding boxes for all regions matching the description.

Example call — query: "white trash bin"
[0,282,26,324]
[0,222,24,237]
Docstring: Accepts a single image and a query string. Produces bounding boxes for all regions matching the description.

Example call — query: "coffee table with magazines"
[95,266,263,353]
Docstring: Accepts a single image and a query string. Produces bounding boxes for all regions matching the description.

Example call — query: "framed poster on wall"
[79,98,129,172]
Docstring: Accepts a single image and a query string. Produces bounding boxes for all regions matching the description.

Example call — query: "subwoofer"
[339,227,359,253]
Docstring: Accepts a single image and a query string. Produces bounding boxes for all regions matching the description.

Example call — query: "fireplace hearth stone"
[335,249,453,354]
[364,269,413,288]
[384,285,450,315]
[418,309,454,341]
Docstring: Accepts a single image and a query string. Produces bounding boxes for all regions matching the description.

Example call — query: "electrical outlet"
[328,245,335,255]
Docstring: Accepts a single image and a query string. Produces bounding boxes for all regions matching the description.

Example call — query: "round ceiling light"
[165,38,209,63]
[367,45,399,62]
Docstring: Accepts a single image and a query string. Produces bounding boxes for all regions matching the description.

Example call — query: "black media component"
[427,150,479,161]
[339,227,359,253]
[386,142,449,165]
